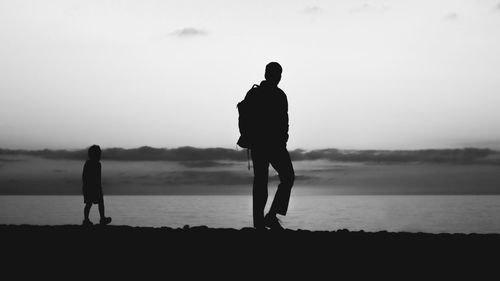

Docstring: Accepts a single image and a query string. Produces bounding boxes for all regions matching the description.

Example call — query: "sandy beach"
[2,224,499,278]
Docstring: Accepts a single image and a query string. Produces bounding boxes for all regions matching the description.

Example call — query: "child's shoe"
[99,217,112,225]
[82,219,93,226]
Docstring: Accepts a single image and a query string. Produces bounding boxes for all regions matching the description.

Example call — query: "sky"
[1,0,500,150]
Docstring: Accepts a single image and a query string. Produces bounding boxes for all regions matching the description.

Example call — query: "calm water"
[1,195,500,234]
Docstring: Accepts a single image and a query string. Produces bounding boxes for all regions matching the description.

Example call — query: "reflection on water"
[1,195,500,234]
[2,157,500,195]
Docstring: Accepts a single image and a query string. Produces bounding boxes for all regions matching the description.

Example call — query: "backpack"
[237,84,259,149]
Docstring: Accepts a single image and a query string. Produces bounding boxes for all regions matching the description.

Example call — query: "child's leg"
[98,202,106,219]
[84,203,92,220]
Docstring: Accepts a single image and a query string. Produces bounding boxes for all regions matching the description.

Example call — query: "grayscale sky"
[1,0,500,150]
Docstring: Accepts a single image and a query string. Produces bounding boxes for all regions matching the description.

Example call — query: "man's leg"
[268,147,295,216]
[98,202,106,219]
[251,148,270,229]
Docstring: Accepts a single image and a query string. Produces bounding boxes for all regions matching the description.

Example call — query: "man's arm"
[282,93,289,144]
[98,162,102,188]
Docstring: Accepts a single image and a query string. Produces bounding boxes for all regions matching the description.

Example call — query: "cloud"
[444,12,459,21]
[160,171,313,186]
[171,27,208,38]
[179,161,235,168]
[301,6,322,15]
[0,158,22,163]
[497,3,500,10]
[0,157,22,169]
[0,146,247,161]
[1,147,498,165]
[288,148,500,164]
[162,171,251,185]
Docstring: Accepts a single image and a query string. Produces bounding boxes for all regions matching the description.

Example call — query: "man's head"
[265,62,282,86]
[88,145,101,161]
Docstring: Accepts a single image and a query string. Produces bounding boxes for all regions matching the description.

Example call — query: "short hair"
[88,145,101,159]
[265,62,282,80]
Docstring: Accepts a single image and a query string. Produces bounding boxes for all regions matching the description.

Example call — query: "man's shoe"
[99,217,112,225]
[264,214,284,230]
[254,218,265,230]
[82,219,93,226]
[254,224,267,231]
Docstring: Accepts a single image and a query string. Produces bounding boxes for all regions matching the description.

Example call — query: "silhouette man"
[246,62,295,230]
[82,145,112,226]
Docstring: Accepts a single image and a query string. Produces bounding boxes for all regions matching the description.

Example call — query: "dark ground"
[2,225,500,279]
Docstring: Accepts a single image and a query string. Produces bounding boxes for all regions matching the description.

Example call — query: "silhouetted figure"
[237,62,295,230]
[82,145,111,226]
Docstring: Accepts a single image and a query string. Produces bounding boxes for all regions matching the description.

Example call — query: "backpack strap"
[247,148,251,170]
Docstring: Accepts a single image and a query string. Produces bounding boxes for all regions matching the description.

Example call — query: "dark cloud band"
[0,147,498,165]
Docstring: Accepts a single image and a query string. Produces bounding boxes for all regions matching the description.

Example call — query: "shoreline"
[4,224,500,245]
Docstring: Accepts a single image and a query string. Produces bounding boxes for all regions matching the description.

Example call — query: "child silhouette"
[82,145,112,226]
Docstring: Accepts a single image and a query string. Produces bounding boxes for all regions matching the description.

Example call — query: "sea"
[2,195,500,234]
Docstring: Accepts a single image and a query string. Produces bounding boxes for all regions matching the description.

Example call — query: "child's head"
[88,145,101,161]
